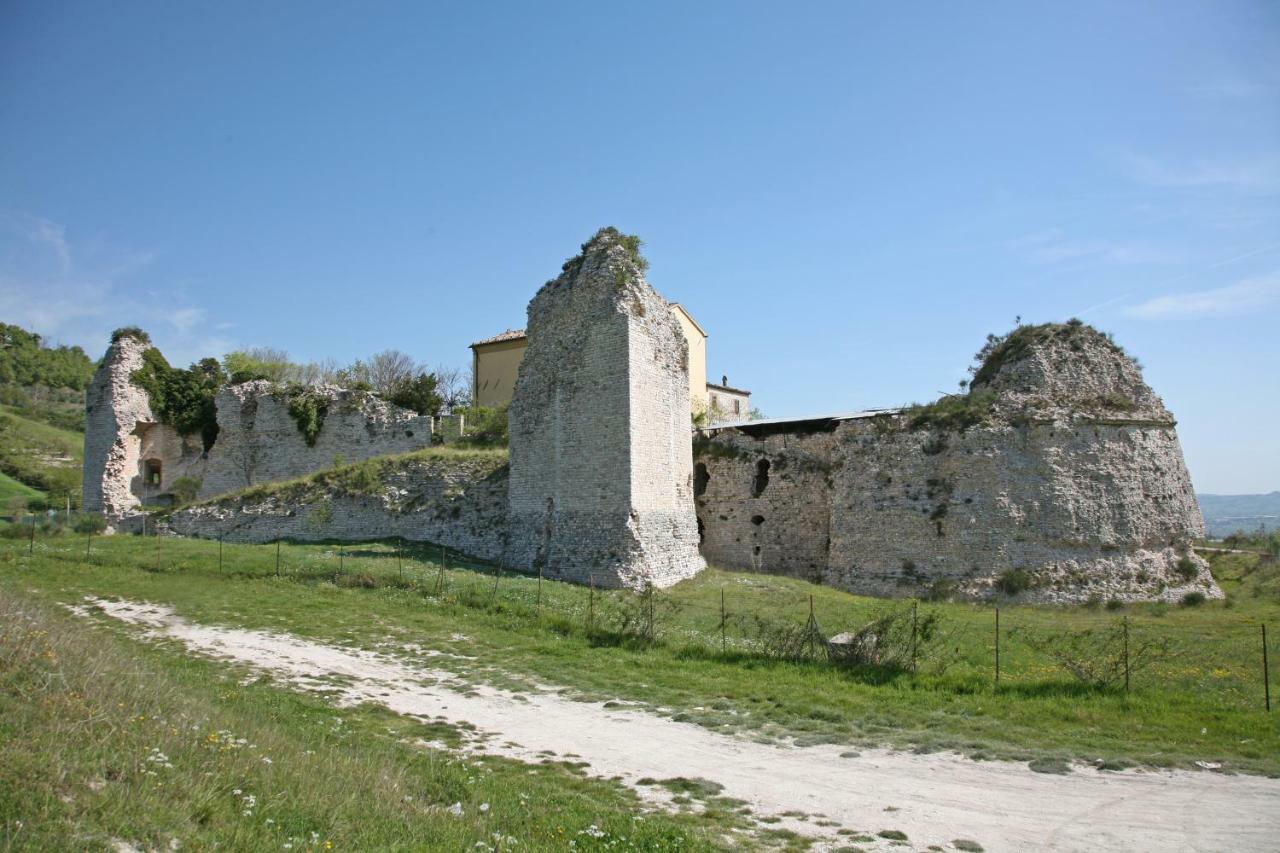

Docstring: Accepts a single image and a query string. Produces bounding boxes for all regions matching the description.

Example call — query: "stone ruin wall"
[198,381,435,498]
[169,455,508,562]
[694,327,1218,604]
[83,349,449,518]
[83,334,158,519]
[504,231,705,589]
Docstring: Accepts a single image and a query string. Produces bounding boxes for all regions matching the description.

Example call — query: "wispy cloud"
[1185,77,1267,100]
[1011,228,1174,266]
[1123,154,1280,191]
[0,211,235,363]
[1125,271,1280,319]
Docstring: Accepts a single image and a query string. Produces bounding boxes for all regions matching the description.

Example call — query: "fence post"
[911,599,919,675]
[995,607,1000,685]
[397,537,404,582]
[1123,615,1130,693]
[275,540,281,577]
[219,536,223,574]
[1264,623,1271,713]
[491,561,501,604]
[588,575,596,633]
[339,547,344,577]
[435,557,445,596]
[155,529,161,571]
[537,562,543,614]
[720,587,727,655]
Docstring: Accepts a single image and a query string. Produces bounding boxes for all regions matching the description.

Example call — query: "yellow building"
[470,303,748,418]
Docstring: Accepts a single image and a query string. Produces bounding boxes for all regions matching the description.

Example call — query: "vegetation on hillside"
[0,405,82,509]
[0,322,95,391]
[0,322,95,433]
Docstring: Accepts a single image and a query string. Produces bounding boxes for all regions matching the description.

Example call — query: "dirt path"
[79,597,1280,852]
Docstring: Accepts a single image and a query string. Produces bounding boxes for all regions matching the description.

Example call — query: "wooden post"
[491,561,501,603]
[720,587,727,655]
[588,575,595,633]
[1123,615,1131,693]
[1264,623,1271,713]
[339,547,344,576]
[397,537,404,582]
[275,540,281,577]
[537,562,543,613]
[218,536,223,574]
[911,599,919,675]
[995,607,1001,685]
[647,583,656,642]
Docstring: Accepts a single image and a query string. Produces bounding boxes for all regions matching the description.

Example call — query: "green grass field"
[0,472,42,506]
[0,405,83,502]
[0,587,748,852]
[2,531,1276,782]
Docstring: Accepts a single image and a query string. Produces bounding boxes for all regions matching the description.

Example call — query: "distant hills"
[1197,492,1280,538]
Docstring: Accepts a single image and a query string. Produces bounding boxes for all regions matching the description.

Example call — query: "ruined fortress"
[85,227,1216,602]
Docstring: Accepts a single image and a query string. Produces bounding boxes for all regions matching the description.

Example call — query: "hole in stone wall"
[751,459,771,497]
[697,515,705,544]
[751,514,765,526]
[143,459,162,487]
[694,463,710,497]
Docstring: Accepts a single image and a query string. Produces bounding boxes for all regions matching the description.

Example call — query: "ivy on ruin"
[129,347,224,451]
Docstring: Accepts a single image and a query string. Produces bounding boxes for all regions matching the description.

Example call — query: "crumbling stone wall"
[83,334,158,520]
[198,381,434,498]
[696,325,1217,603]
[170,454,508,561]
[505,229,705,589]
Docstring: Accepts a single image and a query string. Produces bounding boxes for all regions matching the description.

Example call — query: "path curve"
[78,598,1280,852]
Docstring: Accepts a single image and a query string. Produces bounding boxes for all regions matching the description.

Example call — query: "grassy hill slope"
[0,405,83,508]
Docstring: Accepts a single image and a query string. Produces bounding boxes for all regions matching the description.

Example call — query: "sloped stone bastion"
[693,323,1217,603]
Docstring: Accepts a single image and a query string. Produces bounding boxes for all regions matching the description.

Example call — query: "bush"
[110,326,151,345]
[1015,621,1171,688]
[1181,591,1207,607]
[73,514,108,535]
[1174,554,1198,582]
[283,384,329,447]
[169,477,202,505]
[996,568,1033,596]
[131,350,224,450]
[1105,598,1125,611]
[905,390,999,433]
[456,405,509,448]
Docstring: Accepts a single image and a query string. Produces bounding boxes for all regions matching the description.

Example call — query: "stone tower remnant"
[83,330,158,520]
[694,321,1218,603]
[505,228,706,589]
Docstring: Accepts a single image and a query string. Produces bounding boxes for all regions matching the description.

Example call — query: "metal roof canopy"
[700,408,902,433]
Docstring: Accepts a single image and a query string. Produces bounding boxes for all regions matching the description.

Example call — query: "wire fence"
[3,523,1276,714]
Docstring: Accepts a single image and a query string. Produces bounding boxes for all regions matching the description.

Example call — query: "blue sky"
[1,1,1277,493]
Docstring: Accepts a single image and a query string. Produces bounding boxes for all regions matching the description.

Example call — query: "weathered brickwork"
[199,381,435,498]
[505,229,705,589]
[170,454,509,561]
[696,328,1217,603]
